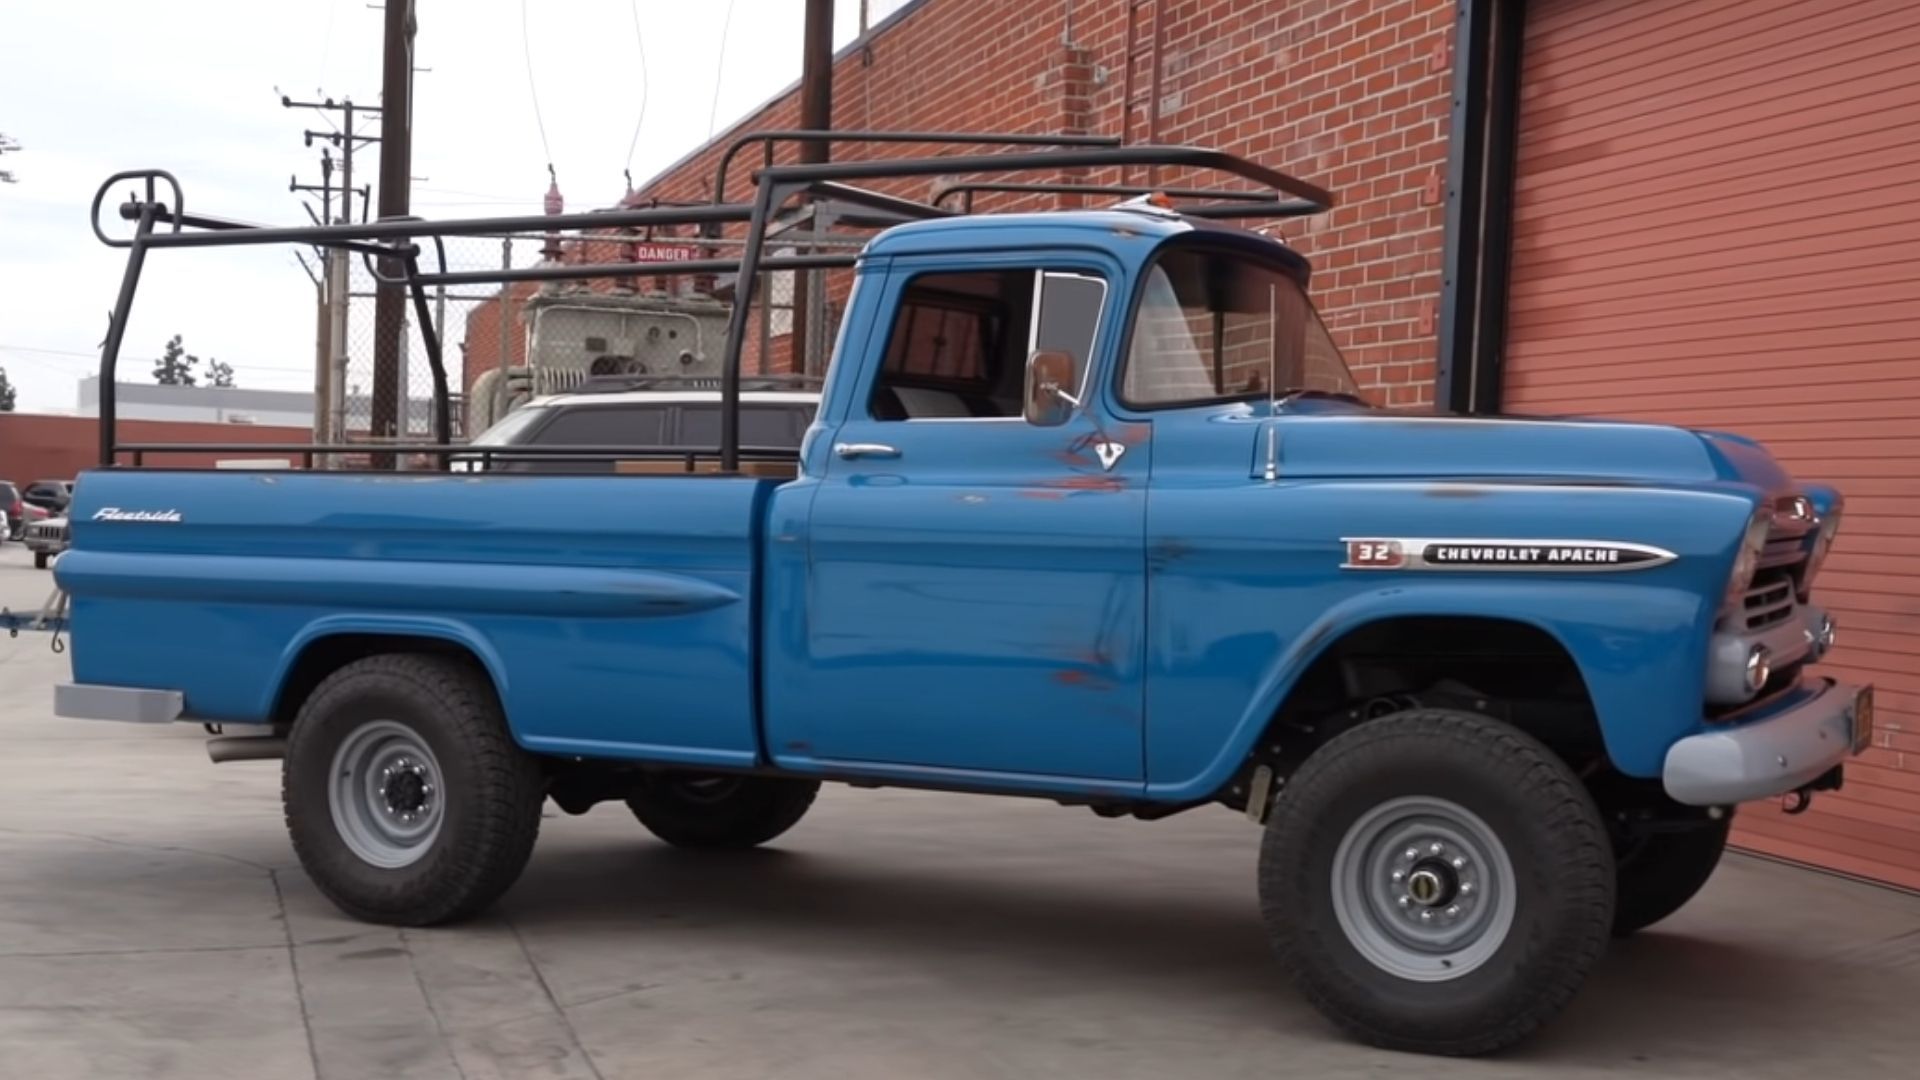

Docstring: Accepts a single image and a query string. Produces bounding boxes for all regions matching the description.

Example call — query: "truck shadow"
[495,841,1898,1063]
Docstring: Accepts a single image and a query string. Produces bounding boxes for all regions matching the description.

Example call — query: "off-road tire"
[626,773,819,849]
[1612,814,1731,936]
[283,653,544,926]
[1259,709,1615,1056]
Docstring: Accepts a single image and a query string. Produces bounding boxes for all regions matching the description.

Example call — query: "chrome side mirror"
[1022,349,1078,427]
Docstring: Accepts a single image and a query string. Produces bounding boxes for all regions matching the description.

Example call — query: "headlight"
[1724,511,1770,611]
[1805,500,1843,583]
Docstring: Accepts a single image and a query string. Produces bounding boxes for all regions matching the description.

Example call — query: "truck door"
[774,258,1147,785]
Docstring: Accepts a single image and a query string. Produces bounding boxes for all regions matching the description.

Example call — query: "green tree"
[154,334,198,387]
[0,132,19,184]
[206,358,236,388]
[0,365,16,411]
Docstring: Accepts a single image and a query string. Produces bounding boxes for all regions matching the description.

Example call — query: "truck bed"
[58,469,781,766]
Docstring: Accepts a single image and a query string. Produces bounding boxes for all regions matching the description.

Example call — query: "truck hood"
[1272,412,1795,491]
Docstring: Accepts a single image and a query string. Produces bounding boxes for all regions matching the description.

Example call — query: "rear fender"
[267,614,512,729]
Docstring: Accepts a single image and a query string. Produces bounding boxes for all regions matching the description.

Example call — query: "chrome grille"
[1741,571,1796,631]
[26,522,68,543]
[1759,535,1809,570]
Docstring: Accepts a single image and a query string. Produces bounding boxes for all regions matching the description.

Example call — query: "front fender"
[1145,579,1717,802]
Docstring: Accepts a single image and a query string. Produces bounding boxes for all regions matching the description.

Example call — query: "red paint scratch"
[1052,669,1114,691]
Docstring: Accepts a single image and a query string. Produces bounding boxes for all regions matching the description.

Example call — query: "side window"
[509,405,667,473]
[531,405,667,446]
[677,404,811,450]
[870,268,1105,421]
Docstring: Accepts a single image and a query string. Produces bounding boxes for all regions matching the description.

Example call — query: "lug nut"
[1451,856,1467,870]
[1391,869,1405,883]
[1419,910,1434,923]
[1459,881,1474,895]
[1429,842,1444,855]
[1445,905,1461,918]
[1397,895,1411,908]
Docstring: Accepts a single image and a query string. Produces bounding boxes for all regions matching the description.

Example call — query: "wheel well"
[1267,616,1603,767]
[271,634,498,728]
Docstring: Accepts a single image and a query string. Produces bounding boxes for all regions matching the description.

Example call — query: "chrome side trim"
[54,683,183,725]
[1340,537,1678,572]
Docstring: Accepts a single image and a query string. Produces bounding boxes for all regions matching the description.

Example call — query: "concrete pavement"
[2,542,1918,1078]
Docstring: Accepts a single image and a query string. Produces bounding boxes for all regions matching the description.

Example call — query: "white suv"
[456,377,820,472]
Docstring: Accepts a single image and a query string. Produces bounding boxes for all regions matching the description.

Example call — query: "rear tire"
[1612,815,1731,936]
[626,772,819,849]
[283,653,544,926]
[1259,709,1614,1056]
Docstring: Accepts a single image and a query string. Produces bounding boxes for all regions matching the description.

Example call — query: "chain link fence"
[319,226,853,455]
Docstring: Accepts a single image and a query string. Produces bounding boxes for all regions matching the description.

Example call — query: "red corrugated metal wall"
[1505,0,1920,888]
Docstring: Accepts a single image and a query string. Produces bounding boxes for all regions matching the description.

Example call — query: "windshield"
[467,405,552,446]
[1120,247,1360,408]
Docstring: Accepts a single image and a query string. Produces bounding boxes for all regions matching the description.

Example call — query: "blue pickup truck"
[55,144,1871,1055]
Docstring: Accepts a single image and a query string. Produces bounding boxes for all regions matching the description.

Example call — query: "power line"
[520,0,553,173]
[708,0,741,139]
[315,0,338,90]
[624,0,650,190]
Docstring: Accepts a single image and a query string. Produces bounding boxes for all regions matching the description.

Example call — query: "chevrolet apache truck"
[51,142,1872,1056]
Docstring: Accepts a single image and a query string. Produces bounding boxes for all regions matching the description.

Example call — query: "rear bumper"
[1663,679,1873,806]
[54,683,183,725]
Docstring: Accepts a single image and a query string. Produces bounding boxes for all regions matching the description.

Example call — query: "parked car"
[0,484,48,542]
[453,376,820,473]
[0,481,21,542]
[21,479,74,514]
[24,515,68,569]
[51,144,1871,1057]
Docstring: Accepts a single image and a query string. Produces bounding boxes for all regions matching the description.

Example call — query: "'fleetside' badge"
[1342,538,1676,572]
[92,508,183,523]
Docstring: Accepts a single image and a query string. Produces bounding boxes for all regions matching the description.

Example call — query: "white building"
[74,377,445,434]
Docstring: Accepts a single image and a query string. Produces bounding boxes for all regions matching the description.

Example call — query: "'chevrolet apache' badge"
[1341,538,1677,572]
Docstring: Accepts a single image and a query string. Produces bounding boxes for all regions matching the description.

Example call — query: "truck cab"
[52,143,1871,1057]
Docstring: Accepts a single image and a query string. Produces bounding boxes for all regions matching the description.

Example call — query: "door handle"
[834,442,901,460]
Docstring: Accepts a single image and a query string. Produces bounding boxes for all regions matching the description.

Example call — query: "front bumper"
[1664,678,1873,805]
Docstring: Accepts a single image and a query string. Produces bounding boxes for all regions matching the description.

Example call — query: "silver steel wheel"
[1330,795,1517,982]
[328,719,445,869]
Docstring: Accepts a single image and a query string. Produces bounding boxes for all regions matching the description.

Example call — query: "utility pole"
[792,0,833,373]
[370,0,418,460]
[290,158,335,441]
[284,94,380,454]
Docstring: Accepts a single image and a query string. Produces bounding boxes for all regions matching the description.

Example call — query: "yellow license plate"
[1852,686,1875,754]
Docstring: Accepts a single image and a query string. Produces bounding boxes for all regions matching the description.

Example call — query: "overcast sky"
[0,0,908,412]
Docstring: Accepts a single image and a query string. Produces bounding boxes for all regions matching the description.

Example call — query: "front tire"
[1259,709,1614,1056]
[626,772,819,849]
[283,654,544,926]
[33,552,48,570]
[1612,814,1731,936]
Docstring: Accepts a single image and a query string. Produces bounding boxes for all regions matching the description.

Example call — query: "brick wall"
[620,0,1453,405]
[0,414,315,483]
[459,282,536,399]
